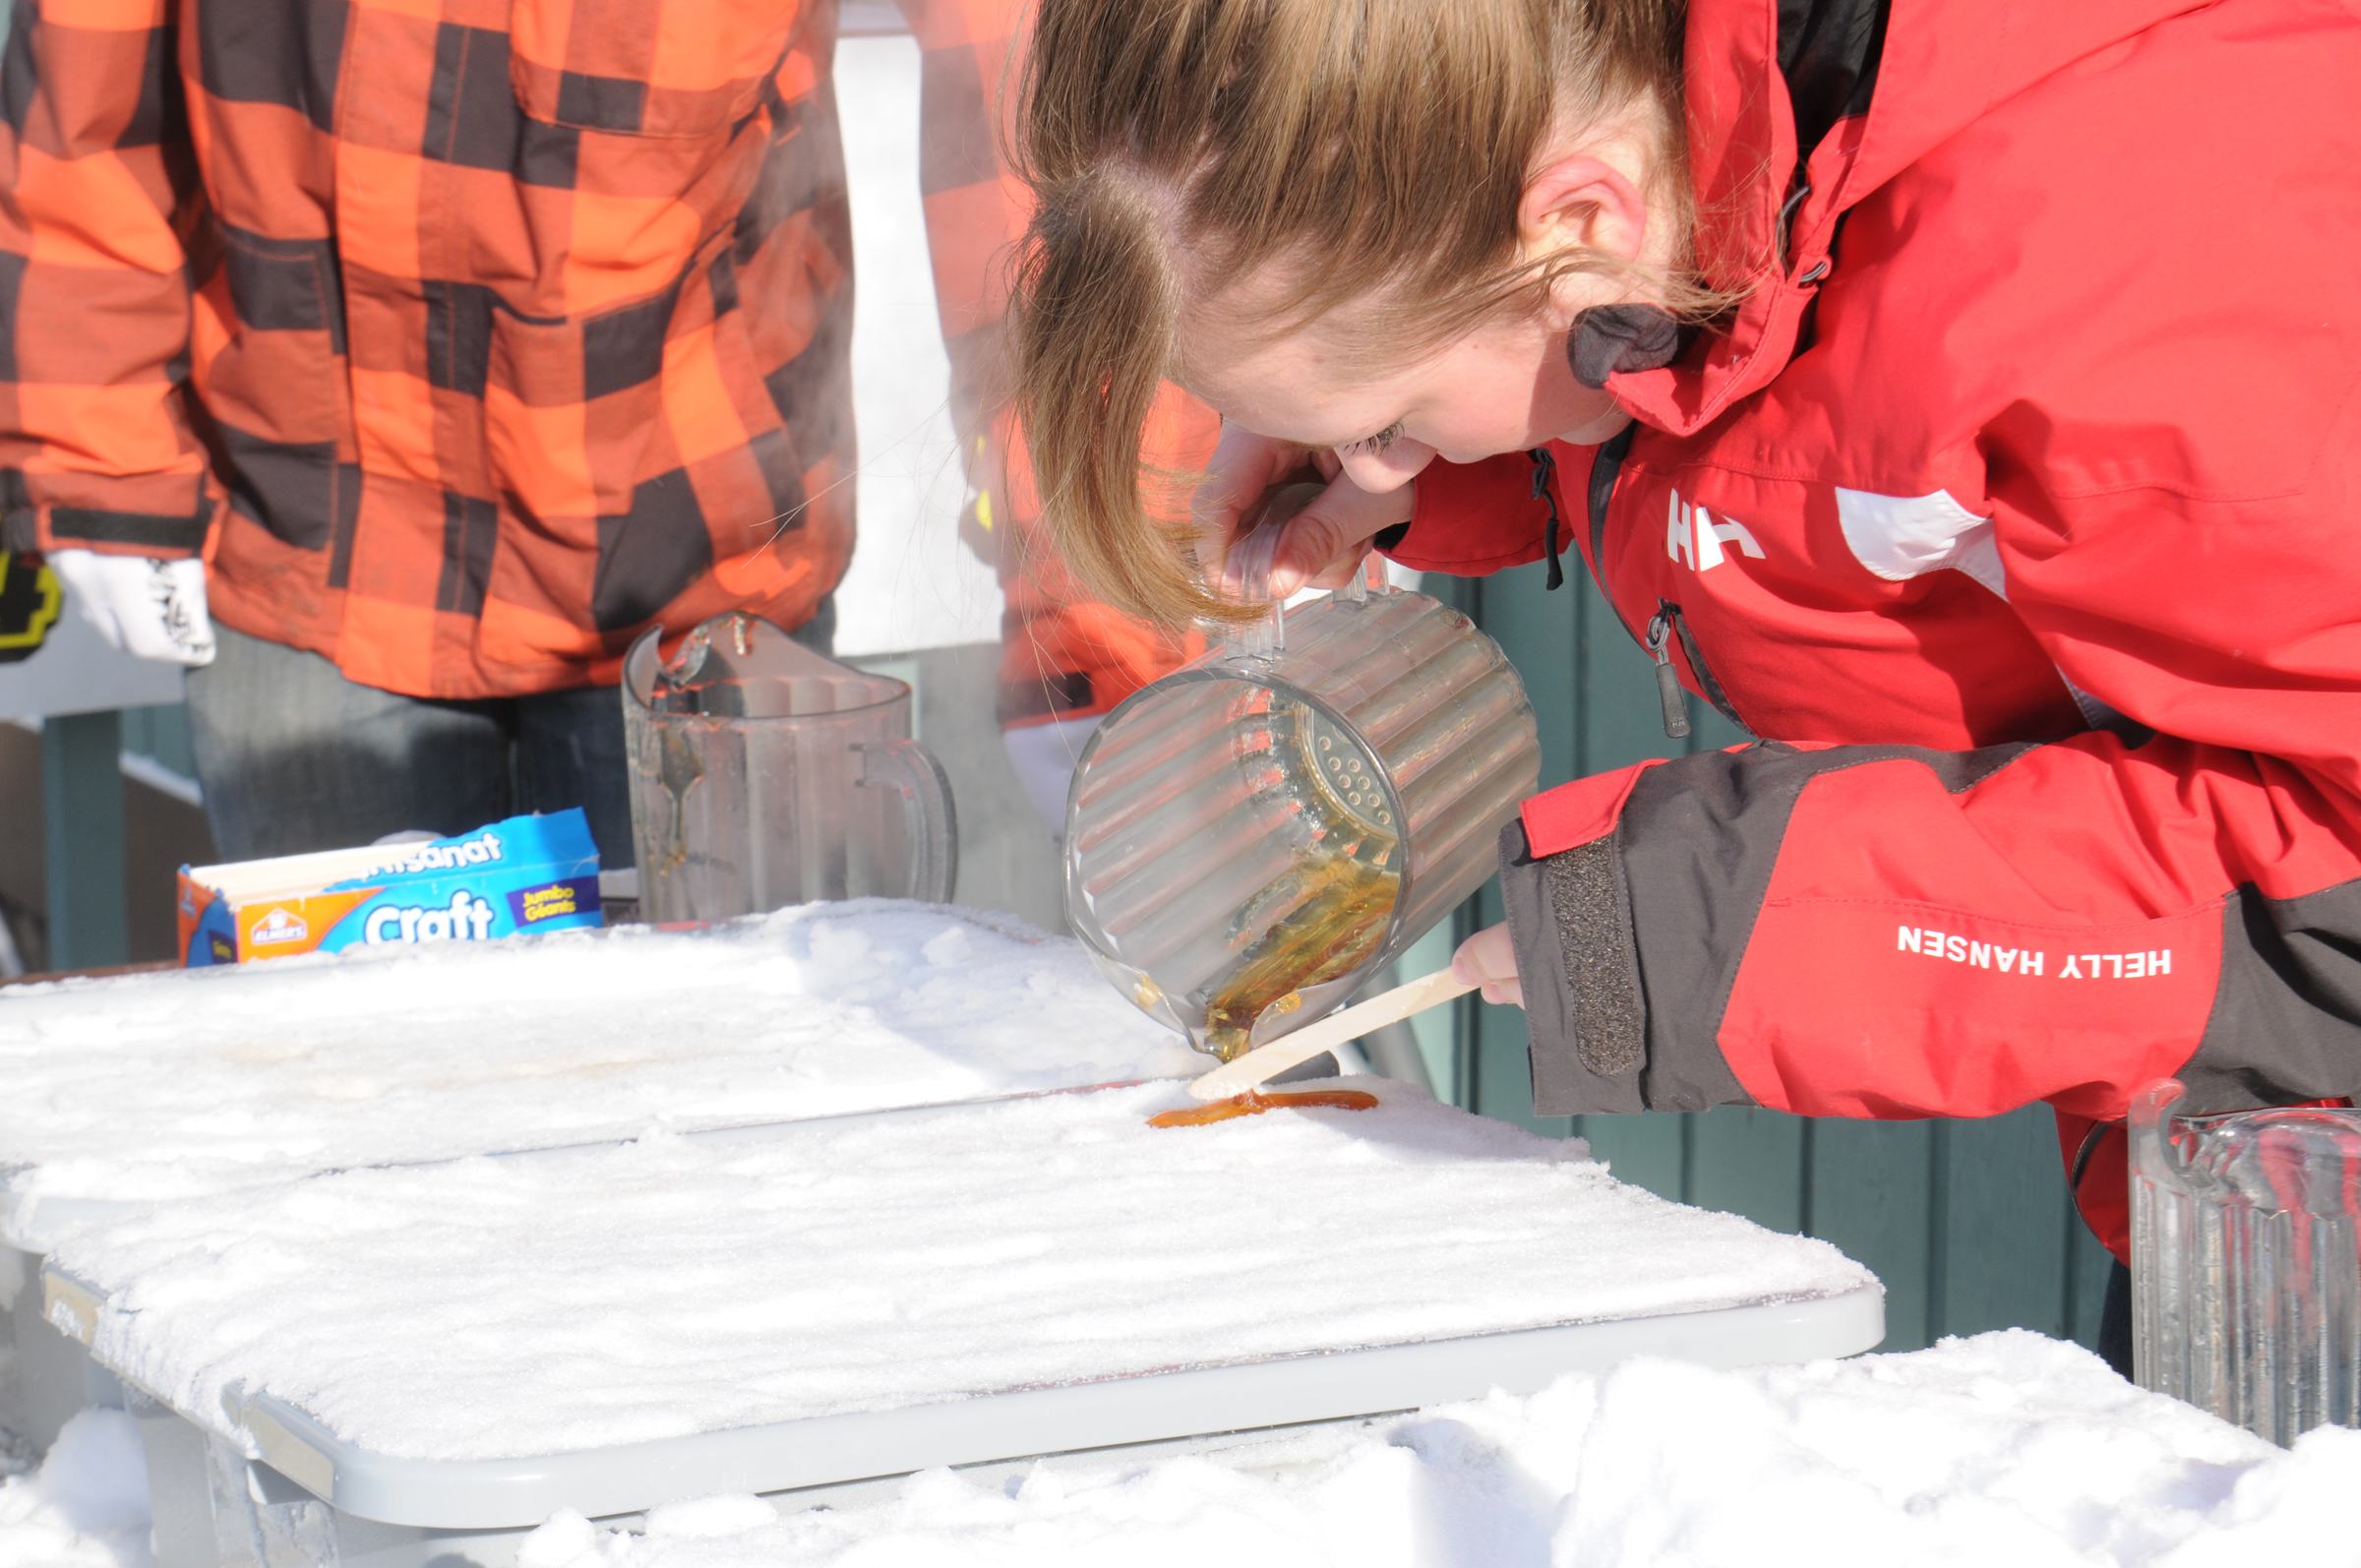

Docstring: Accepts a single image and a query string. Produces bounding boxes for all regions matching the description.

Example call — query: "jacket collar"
[1607,0,2212,437]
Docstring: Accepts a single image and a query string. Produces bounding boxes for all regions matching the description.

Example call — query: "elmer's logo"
[1666,489,1765,572]
[250,907,311,947]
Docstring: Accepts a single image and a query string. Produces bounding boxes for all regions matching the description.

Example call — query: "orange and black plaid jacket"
[0,0,1059,700]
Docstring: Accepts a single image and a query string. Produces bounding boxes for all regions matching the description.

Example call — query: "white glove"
[47,549,216,666]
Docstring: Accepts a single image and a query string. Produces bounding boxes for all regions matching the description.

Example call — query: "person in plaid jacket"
[0,0,1183,861]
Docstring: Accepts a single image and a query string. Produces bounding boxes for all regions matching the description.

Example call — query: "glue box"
[176,811,604,967]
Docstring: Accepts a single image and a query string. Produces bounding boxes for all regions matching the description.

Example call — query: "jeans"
[186,603,834,868]
[186,625,636,865]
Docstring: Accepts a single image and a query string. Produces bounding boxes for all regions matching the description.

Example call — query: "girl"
[1008,0,2361,1368]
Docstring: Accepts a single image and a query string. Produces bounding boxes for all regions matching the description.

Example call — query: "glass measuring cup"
[623,613,957,922]
[1063,552,1539,1057]
[2130,1079,2361,1444]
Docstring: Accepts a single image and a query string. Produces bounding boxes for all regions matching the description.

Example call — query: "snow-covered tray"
[0,901,1195,1243]
[40,1082,1881,1545]
[0,902,1199,1449]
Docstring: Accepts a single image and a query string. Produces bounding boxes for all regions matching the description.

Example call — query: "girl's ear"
[1519,154,1651,276]
[1522,151,1681,388]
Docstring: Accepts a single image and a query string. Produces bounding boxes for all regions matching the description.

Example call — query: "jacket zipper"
[1577,433,1694,742]
[1653,598,1752,739]
[1550,429,1753,743]
[1643,605,1693,741]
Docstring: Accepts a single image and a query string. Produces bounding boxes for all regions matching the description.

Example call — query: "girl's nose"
[1333,439,1436,496]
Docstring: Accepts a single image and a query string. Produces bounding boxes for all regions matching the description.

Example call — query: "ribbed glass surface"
[1066,588,1539,1055]
[2131,1081,2361,1446]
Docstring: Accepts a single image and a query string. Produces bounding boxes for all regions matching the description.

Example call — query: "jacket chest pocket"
[510,0,801,138]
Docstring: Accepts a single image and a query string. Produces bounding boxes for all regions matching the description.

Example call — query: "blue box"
[177,812,604,967]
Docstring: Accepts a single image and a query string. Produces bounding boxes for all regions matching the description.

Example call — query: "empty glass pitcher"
[623,614,957,922]
[1064,558,1539,1058]
[2131,1078,2361,1445]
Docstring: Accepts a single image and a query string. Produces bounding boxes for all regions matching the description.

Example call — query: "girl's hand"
[1452,923,1523,1007]
[1196,424,1414,599]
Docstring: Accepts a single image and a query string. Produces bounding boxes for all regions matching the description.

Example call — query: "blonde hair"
[1011,0,1709,629]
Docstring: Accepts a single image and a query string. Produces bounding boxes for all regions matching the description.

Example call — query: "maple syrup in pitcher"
[1199,700,1403,1060]
[1065,575,1544,1073]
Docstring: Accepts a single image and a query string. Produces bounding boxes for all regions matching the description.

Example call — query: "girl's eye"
[1338,422,1404,457]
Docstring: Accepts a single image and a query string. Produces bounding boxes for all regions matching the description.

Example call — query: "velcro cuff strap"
[1500,821,1649,1116]
[1544,841,1645,1079]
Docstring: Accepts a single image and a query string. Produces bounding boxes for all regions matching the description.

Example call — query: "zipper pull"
[1645,605,1692,741]
[1528,448,1565,591]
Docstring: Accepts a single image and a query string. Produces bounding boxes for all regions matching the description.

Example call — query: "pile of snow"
[0,902,1200,1245]
[0,1410,151,1568]
[48,1081,1870,1461]
[511,1333,2358,1567]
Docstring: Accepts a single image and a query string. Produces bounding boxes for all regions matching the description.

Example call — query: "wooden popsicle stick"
[1185,966,1477,1101]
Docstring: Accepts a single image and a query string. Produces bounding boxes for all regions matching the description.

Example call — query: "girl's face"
[1180,303,1633,492]
[1176,127,1670,489]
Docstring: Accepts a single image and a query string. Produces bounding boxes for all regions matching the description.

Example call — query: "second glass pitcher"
[2131,1079,2361,1445]
[624,613,957,923]
[1064,564,1539,1058]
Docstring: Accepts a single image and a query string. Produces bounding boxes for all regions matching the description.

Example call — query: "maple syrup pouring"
[1199,830,1401,1062]
[1148,1087,1381,1128]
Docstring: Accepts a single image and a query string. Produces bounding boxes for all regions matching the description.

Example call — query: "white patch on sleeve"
[1835,486,2128,733]
[1834,486,1994,581]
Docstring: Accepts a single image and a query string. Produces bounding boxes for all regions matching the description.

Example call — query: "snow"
[16,909,2348,1568]
[506,1333,2361,1568]
[7,1336,2357,1568]
[0,1410,151,1568]
[47,1079,1870,1462]
[0,902,1201,1248]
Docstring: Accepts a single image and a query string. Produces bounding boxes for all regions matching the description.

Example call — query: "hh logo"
[1666,490,1765,572]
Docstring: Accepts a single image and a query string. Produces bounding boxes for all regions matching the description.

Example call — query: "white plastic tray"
[38,1090,1884,1536]
[49,1265,1879,1531]
[0,905,1205,1446]
[0,905,1198,1252]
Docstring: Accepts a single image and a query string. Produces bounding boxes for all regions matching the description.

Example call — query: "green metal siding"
[1450,561,2110,1355]
[119,703,198,780]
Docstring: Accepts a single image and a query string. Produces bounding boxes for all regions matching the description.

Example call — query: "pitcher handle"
[2128,1079,2189,1183]
[1218,522,1289,660]
[857,738,960,903]
[1333,549,1387,606]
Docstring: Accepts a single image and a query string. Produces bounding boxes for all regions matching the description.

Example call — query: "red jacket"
[1387,0,2361,1259]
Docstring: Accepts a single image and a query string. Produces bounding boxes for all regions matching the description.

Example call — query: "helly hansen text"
[1896,926,2173,979]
